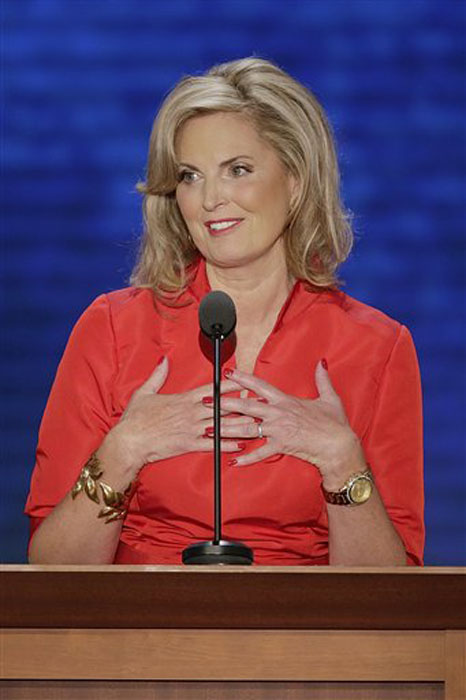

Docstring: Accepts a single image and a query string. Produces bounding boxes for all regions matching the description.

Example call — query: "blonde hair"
[132,57,353,297]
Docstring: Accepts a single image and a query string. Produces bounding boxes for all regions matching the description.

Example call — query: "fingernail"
[224,368,234,379]
[202,396,213,405]
[257,398,268,404]
[321,358,328,370]
[254,417,262,424]
[204,426,214,436]
[237,442,247,450]
[228,458,238,466]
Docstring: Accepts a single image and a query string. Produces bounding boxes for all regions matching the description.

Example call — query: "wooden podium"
[1,565,465,699]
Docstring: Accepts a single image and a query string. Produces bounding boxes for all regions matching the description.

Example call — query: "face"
[175,112,297,271]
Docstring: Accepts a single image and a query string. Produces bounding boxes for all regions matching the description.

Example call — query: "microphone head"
[199,291,236,339]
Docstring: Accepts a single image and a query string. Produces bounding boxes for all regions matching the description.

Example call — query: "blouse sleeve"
[24,294,118,548]
[362,324,425,565]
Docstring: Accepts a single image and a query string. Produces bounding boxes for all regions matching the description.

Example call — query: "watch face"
[349,476,373,504]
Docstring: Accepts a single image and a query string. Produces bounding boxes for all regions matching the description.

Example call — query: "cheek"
[270,182,293,221]
[176,188,197,221]
[232,180,269,213]
[236,174,290,217]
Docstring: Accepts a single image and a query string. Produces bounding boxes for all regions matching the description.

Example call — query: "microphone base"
[182,540,253,565]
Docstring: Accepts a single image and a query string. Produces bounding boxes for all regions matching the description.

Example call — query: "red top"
[25,259,425,565]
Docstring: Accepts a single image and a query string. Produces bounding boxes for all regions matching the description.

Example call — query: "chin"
[209,252,267,271]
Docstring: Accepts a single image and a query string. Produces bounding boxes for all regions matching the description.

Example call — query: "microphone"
[199,290,236,340]
[182,291,254,565]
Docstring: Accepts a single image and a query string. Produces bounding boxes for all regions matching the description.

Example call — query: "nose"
[202,176,227,211]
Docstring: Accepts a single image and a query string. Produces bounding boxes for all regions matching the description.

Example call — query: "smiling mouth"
[205,219,244,235]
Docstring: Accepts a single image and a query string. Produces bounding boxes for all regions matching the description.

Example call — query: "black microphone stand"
[182,323,253,565]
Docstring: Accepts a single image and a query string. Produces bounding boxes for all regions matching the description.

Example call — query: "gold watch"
[322,469,374,506]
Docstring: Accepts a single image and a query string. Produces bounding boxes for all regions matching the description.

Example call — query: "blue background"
[2,0,465,564]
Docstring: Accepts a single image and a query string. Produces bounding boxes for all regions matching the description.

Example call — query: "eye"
[177,170,199,184]
[230,164,252,177]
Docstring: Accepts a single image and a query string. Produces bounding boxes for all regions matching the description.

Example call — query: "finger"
[198,407,237,419]
[219,396,271,419]
[192,379,243,402]
[230,443,277,466]
[200,416,256,437]
[219,415,257,428]
[224,368,286,403]
[138,356,169,395]
[315,359,340,404]
[219,420,261,439]
[193,438,247,453]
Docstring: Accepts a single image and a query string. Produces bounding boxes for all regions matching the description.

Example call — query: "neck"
[205,251,293,327]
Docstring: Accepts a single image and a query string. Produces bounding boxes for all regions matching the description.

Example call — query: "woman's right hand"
[100,356,249,478]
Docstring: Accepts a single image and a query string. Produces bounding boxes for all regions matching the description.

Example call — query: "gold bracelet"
[71,452,133,523]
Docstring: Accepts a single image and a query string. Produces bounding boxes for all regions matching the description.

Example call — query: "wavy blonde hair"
[132,57,353,297]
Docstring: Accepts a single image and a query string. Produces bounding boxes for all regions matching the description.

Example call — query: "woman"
[25,58,424,565]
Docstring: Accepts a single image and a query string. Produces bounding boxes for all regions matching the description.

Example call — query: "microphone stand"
[182,325,253,565]
[213,326,222,544]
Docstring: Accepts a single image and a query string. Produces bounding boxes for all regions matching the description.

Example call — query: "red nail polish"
[254,417,262,424]
[257,397,268,404]
[224,368,233,378]
[321,358,328,370]
[228,458,238,466]
[204,426,214,436]
[237,442,247,450]
[202,396,213,405]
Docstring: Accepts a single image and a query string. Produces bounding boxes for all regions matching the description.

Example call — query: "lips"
[204,218,244,235]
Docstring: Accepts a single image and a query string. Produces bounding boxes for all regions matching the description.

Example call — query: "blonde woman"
[26,58,424,566]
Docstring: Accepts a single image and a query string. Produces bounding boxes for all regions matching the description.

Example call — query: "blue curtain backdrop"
[2,0,465,564]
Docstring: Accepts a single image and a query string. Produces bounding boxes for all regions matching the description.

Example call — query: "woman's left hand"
[219,360,366,487]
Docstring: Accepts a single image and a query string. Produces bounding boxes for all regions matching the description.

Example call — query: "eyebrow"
[177,155,254,170]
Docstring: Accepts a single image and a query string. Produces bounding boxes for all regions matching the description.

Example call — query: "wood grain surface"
[1,565,465,630]
[2,629,444,681]
[0,680,444,699]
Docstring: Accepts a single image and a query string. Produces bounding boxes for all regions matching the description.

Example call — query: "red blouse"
[25,259,425,565]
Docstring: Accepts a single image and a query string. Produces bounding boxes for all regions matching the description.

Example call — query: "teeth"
[209,220,240,231]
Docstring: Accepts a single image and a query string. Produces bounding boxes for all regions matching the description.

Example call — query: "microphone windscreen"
[199,291,236,338]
